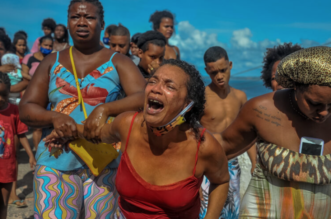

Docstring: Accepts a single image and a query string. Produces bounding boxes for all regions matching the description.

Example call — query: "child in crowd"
[1,53,23,105]
[0,72,35,217]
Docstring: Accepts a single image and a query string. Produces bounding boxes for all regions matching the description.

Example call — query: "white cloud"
[170,21,331,76]
[231,28,257,49]
[169,21,225,64]
[170,21,281,74]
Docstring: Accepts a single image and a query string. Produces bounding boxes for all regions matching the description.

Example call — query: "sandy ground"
[7,132,34,219]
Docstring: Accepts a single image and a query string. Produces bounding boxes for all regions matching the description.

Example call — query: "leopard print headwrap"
[276,46,331,88]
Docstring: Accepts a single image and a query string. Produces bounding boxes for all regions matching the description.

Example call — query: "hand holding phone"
[299,137,324,156]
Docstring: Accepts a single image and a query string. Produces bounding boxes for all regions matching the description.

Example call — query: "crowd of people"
[0,0,331,218]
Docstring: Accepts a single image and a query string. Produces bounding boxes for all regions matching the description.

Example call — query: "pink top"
[22,54,32,65]
[30,37,40,54]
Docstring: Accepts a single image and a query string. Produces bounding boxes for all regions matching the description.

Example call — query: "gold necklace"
[289,90,309,120]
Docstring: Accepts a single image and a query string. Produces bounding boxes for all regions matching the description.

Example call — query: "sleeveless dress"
[34,51,124,219]
[240,141,331,218]
[116,112,205,218]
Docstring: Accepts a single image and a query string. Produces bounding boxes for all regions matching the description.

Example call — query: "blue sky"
[1,0,331,77]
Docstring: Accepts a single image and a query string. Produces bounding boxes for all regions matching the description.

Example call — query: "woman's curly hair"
[261,42,302,88]
[42,18,57,32]
[149,10,175,31]
[160,59,205,139]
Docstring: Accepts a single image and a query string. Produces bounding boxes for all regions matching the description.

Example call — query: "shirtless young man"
[199,46,256,219]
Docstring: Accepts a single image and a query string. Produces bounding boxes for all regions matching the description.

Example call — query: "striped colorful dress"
[34,51,124,219]
[240,142,331,218]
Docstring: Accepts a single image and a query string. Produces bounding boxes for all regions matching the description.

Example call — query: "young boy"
[0,72,35,217]
[199,46,255,219]
[136,31,166,78]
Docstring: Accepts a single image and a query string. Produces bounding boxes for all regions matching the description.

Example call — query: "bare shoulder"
[114,111,140,128]
[198,129,224,160]
[242,91,276,113]
[101,47,116,57]
[32,52,57,76]
[174,46,180,53]
[112,111,140,138]
[111,50,137,70]
[41,52,57,66]
[231,87,247,102]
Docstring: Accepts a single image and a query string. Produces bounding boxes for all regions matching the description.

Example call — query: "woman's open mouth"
[146,98,164,115]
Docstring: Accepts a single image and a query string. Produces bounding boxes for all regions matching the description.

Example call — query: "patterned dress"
[200,158,241,219]
[240,142,331,218]
[34,52,124,219]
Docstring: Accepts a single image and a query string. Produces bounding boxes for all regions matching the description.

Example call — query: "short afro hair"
[261,43,302,89]
[149,10,175,31]
[0,33,12,52]
[157,59,205,139]
[137,31,166,52]
[42,18,57,32]
[204,46,229,64]
[110,24,130,38]
[131,33,141,44]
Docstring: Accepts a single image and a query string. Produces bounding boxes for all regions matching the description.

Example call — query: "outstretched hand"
[43,130,71,148]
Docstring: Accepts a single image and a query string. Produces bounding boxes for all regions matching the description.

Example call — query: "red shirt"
[0,103,28,183]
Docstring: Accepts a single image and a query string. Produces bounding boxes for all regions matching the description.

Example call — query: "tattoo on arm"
[253,105,282,127]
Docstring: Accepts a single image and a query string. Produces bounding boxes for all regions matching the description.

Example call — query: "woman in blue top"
[19,0,146,218]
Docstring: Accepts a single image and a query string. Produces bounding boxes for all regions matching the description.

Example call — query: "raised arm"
[83,54,146,143]
[221,99,258,160]
[19,53,78,139]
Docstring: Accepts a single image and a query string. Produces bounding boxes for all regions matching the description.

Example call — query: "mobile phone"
[299,137,324,156]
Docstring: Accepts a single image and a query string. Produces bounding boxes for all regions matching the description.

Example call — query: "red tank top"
[116,112,205,219]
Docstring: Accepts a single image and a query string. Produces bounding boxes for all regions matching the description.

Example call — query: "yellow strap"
[69,46,88,119]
